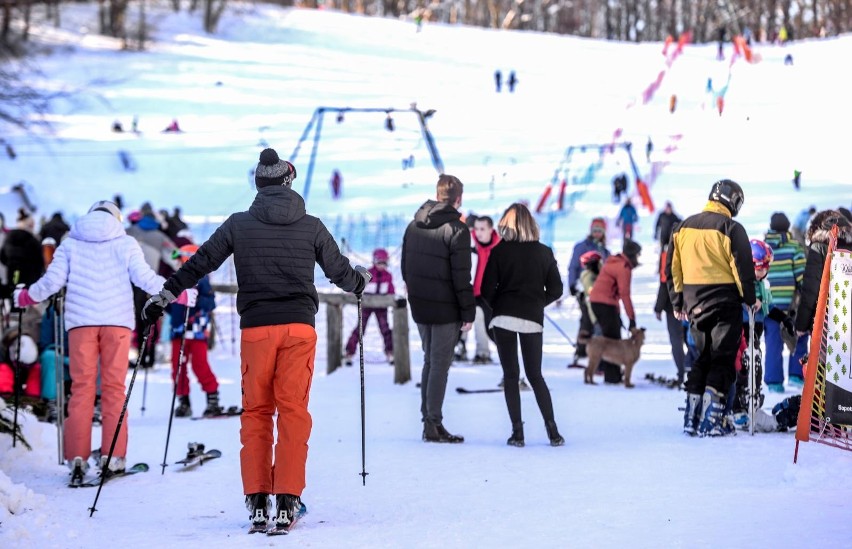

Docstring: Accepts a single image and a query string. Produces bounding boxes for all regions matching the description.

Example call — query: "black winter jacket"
[0,229,44,287]
[401,200,475,325]
[164,186,362,329]
[794,229,852,333]
[480,240,563,325]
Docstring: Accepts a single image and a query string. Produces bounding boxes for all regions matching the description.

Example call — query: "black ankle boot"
[507,422,524,447]
[422,422,464,443]
[545,420,564,447]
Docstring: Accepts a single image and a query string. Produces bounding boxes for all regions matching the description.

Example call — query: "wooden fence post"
[326,301,343,374]
[392,298,411,384]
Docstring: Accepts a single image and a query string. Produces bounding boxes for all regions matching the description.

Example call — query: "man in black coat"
[402,174,475,443]
[142,148,369,533]
[654,201,681,247]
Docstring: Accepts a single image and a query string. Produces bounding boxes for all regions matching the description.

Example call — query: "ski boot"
[269,494,306,535]
[545,420,565,447]
[100,456,127,477]
[68,456,89,487]
[698,387,726,437]
[683,392,702,436]
[386,351,394,365]
[472,354,492,365]
[203,392,224,417]
[246,493,270,534]
[507,421,524,447]
[344,354,354,367]
[186,442,206,461]
[175,395,192,418]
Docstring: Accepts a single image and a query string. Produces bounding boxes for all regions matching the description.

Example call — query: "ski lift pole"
[748,306,756,436]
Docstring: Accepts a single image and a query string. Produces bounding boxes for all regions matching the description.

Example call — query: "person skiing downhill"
[141,148,370,534]
[13,201,166,482]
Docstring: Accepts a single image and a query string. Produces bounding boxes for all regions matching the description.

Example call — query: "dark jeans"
[493,327,556,425]
[591,302,621,339]
[417,322,461,424]
[685,305,743,394]
[664,309,686,378]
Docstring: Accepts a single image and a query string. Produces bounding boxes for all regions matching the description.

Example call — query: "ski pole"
[11,307,23,448]
[161,305,192,475]
[543,311,576,347]
[11,273,22,448]
[140,360,148,416]
[54,293,66,464]
[748,307,756,436]
[89,324,153,517]
[357,294,368,486]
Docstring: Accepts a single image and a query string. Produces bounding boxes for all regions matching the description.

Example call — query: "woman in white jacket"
[15,201,165,479]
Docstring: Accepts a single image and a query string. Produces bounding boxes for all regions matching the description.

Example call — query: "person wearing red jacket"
[471,216,500,362]
[588,240,642,381]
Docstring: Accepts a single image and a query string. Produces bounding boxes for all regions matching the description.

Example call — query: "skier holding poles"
[12,200,166,482]
[141,148,370,535]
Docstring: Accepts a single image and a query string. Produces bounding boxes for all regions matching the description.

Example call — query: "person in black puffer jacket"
[0,209,44,295]
[402,174,475,444]
[481,203,564,448]
[141,148,369,532]
[794,210,852,335]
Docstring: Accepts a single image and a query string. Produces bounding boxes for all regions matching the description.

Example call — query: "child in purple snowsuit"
[345,249,395,364]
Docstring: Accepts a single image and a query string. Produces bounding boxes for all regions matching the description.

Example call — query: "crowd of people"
[2,157,850,532]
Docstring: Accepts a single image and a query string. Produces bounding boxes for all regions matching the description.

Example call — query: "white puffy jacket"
[28,211,165,330]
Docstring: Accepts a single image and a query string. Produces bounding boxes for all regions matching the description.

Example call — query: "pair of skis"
[69,463,150,488]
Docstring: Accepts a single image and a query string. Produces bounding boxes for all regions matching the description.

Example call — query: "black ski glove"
[628,318,637,330]
[569,286,578,297]
[142,289,176,327]
[783,316,796,338]
[353,266,372,297]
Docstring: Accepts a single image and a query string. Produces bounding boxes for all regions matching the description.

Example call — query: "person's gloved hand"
[13,284,37,309]
[142,289,177,326]
[175,288,198,307]
[783,316,796,337]
[353,266,372,297]
[628,318,637,330]
[569,286,578,297]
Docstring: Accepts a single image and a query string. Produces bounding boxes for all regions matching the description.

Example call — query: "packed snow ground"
[1,3,852,548]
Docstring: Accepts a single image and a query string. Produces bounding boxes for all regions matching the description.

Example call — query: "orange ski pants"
[239,323,316,496]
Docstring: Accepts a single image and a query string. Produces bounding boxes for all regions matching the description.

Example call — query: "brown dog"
[583,328,646,388]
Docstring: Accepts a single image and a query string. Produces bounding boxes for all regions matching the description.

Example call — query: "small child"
[168,244,220,417]
[344,248,395,365]
[730,239,796,429]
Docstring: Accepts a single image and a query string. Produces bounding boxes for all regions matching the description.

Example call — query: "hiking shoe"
[246,493,270,533]
[472,354,492,364]
[422,422,464,443]
[175,395,192,417]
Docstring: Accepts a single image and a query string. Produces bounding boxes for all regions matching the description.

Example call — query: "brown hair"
[498,203,540,242]
[436,174,464,204]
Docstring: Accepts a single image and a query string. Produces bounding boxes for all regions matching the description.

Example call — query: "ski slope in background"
[1,4,852,548]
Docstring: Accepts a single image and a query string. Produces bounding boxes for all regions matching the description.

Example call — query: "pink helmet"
[372,248,389,264]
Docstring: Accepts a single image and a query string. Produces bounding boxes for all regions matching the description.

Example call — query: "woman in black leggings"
[481,203,564,447]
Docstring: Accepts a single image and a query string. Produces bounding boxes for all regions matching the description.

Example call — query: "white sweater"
[28,211,166,330]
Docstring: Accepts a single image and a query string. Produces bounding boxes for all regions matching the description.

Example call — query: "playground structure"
[288,105,445,204]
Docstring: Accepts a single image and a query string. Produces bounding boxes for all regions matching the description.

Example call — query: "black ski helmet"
[708,179,744,217]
